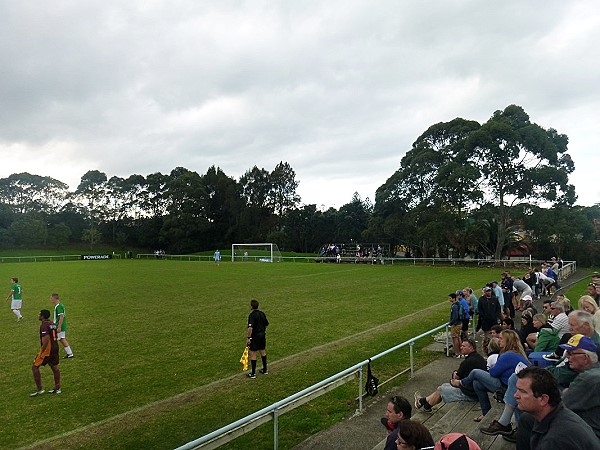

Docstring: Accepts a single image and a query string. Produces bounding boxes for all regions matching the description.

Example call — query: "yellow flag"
[240,346,249,371]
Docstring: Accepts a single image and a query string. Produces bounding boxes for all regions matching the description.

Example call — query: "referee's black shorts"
[249,332,266,351]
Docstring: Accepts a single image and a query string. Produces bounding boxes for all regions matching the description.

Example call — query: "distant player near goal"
[5,277,23,321]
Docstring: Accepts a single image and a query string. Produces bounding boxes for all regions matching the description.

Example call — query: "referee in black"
[246,299,269,379]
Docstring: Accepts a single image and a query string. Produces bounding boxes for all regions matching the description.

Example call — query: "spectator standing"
[491,281,505,316]
[477,287,502,354]
[513,277,533,310]
[447,293,463,358]
[456,290,471,340]
[463,287,478,316]
[501,273,515,318]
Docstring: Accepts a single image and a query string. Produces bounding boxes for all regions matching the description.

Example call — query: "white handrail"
[174,323,449,450]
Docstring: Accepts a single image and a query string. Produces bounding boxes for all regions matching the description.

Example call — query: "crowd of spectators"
[377,270,600,449]
[318,243,388,263]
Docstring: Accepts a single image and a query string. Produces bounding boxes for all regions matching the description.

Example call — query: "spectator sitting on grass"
[414,339,487,413]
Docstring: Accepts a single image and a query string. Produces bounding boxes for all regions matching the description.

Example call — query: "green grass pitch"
[1,259,501,449]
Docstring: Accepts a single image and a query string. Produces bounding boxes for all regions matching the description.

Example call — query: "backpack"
[365,359,379,396]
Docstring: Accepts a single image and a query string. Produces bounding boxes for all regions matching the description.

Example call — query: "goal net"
[231,243,283,263]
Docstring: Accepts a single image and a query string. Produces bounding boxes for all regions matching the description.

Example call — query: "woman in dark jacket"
[519,310,537,350]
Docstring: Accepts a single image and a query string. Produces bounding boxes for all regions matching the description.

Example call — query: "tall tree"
[72,170,109,226]
[465,105,575,258]
[269,161,301,219]
[0,173,68,214]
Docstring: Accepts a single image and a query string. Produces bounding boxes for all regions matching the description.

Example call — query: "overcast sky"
[1,1,598,209]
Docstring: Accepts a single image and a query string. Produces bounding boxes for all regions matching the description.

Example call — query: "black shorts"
[249,332,266,351]
[462,319,470,332]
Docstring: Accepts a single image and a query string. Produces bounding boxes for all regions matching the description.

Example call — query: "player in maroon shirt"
[30,309,61,396]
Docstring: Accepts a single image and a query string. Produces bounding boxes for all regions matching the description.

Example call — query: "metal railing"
[0,254,122,263]
[174,323,450,450]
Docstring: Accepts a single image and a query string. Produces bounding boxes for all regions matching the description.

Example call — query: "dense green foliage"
[2,259,503,449]
[1,105,599,264]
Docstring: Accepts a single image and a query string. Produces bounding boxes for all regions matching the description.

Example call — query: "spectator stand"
[316,243,390,264]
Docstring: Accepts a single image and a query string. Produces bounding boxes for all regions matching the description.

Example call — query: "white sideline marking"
[20,300,449,449]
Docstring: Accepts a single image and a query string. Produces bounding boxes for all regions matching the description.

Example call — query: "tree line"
[0,105,598,265]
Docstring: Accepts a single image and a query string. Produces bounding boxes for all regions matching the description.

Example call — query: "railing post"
[445,324,450,357]
[358,366,364,411]
[273,407,279,450]
[409,341,415,377]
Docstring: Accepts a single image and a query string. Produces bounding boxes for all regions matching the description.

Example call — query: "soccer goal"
[231,243,283,262]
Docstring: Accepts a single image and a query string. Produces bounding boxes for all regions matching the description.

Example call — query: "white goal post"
[231,243,283,262]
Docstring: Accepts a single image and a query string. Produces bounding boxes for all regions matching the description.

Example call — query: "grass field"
[0,259,545,449]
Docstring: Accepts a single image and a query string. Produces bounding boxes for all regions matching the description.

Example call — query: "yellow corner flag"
[240,346,249,371]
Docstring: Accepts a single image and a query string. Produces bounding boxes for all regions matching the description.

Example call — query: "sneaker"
[480,420,513,436]
[259,368,268,375]
[414,391,423,410]
[502,428,518,443]
[48,387,62,394]
[246,372,256,379]
[543,353,560,362]
[29,389,45,397]
[413,392,432,413]
[64,354,74,359]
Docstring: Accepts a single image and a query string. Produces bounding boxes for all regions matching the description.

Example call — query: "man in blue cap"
[561,334,600,439]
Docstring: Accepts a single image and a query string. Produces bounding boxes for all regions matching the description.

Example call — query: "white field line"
[19,300,448,449]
